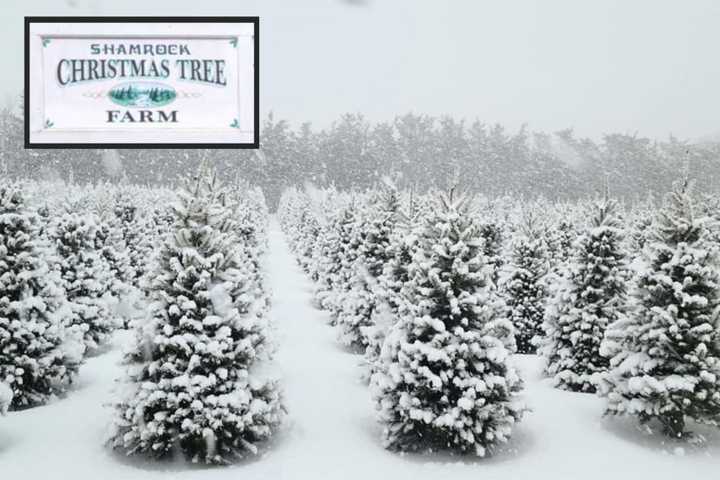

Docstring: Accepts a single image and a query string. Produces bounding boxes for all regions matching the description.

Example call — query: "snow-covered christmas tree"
[337,186,399,350]
[478,219,505,286]
[108,170,284,464]
[294,197,322,276]
[0,380,11,415]
[371,190,524,456]
[315,199,359,318]
[538,194,628,392]
[504,211,549,354]
[0,183,82,409]
[93,216,133,299]
[544,213,576,274]
[220,184,272,317]
[312,206,343,309]
[363,191,421,380]
[53,211,117,354]
[626,194,656,255]
[598,179,720,438]
[113,190,154,288]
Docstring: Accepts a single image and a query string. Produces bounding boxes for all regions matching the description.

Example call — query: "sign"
[25,17,258,148]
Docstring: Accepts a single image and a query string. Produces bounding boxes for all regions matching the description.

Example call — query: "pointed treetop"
[591,193,622,229]
[395,189,420,230]
[436,186,472,217]
[519,207,542,239]
[653,177,703,245]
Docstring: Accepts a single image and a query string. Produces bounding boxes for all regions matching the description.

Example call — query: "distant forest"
[2,107,719,210]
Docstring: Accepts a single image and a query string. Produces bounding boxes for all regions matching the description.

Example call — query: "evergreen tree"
[628,210,654,255]
[313,205,344,311]
[316,201,359,319]
[0,380,11,415]
[337,187,399,350]
[380,213,419,314]
[295,201,322,275]
[0,184,82,409]
[109,172,283,464]
[327,197,366,326]
[598,180,720,438]
[220,189,271,316]
[94,217,133,298]
[363,193,421,380]
[626,194,657,255]
[478,220,504,286]
[277,188,306,251]
[114,191,153,287]
[53,211,117,354]
[538,196,628,392]
[371,191,524,456]
[545,216,576,271]
[504,212,548,354]
[699,194,720,245]
[150,204,175,243]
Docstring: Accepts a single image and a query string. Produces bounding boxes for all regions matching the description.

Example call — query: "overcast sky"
[3,0,719,140]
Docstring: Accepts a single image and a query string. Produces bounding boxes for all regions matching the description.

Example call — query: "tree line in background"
[2,106,719,210]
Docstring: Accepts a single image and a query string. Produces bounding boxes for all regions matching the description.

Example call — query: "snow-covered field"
[2,220,718,479]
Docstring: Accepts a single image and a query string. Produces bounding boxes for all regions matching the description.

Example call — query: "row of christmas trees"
[278,177,720,455]
[0,180,167,412]
[0,170,284,464]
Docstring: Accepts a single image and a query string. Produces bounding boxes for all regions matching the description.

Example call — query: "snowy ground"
[2,219,719,479]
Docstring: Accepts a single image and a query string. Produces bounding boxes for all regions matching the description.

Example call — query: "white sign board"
[25,18,258,148]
